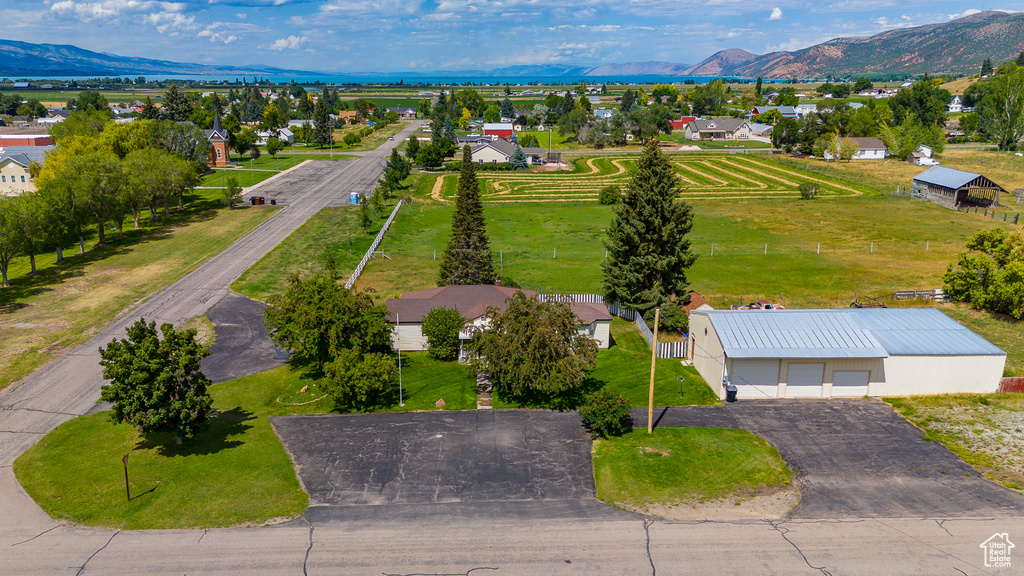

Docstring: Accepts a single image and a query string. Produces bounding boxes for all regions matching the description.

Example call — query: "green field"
[431,154,867,203]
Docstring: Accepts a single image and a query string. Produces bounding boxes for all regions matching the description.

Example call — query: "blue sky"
[0,1,1014,73]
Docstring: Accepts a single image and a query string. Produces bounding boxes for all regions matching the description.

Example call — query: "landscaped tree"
[263,272,392,369]
[406,134,420,159]
[500,98,515,120]
[98,318,213,442]
[889,78,950,127]
[510,145,528,170]
[222,175,242,209]
[312,96,333,149]
[943,227,1024,319]
[162,84,194,122]
[853,77,874,92]
[0,196,21,286]
[602,141,697,315]
[437,146,496,286]
[467,292,598,401]
[266,137,284,158]
[321,348,398,410]
[72,90,109,112]
[421,307,465,361]
[976,66,1024,150]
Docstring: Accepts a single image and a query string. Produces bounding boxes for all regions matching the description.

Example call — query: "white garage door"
[729,359,780,399]
[832,370,870,397]
[786,363,824,398]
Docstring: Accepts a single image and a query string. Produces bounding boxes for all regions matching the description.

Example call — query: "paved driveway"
[637,399,1024,518]
[201,293,287,383]
[272,410,630,521]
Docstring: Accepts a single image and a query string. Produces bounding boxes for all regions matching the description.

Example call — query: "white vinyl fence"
[545,294,688,359]
[344,199,404,289]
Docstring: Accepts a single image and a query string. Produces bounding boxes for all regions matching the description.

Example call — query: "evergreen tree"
[140,97,159,120]
[1017,51,1024,67]
[510,145,528,170]
[500,98,515,120]
[442,116,457,146]
[312,95,332,148]
[437,146,496,286]
[602,141,697,314]
[754,77,763,100]
[406,134,420,158]
[620,89,636,112]
[162,84,193,121]
[981,58,994,77]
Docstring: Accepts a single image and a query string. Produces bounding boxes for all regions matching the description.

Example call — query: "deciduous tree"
[99,318,213,442]
[421,307,465,361]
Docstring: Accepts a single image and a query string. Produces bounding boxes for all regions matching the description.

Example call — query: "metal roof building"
[911,166,1006,209]
[689,308,1006,400]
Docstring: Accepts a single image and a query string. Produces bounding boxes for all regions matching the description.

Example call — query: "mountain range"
[2,10,1023,80]
[0,39,313,77]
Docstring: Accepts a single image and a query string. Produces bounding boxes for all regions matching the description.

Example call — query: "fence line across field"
[344,199,404,289]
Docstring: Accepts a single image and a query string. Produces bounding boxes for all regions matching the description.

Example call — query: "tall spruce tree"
[312,96,332,148]
[500,98,515,120]
[437,146,496,286]
[602,141,697,314]
[981,58,994,77]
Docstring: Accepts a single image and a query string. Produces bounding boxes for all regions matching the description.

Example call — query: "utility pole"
[647,308,660,434]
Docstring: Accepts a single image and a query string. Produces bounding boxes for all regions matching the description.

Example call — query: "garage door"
[832,370,870,397]
[786,363,824,398]
[729,359,780,399]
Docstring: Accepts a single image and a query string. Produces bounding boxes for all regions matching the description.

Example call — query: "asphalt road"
[3,122,1024,574]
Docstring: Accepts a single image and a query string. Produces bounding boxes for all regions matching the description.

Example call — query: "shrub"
[579,390,633,438]
[799,182,819,200]
[644,302,688,333]
[342,132,361,146]
[599,185,622,205]
[321,349,398,411]
[421,306,465,361]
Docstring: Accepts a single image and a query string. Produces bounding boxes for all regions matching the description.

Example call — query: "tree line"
[0,112,205,287]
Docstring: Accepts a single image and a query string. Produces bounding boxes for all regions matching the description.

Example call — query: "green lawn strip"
[232,206,383,302]
[13,357,476,529]
[1,192,280,391]
[884,394,1024,493]
[492,318,717,409]
[593,427,794,510]
[335,123,406,152]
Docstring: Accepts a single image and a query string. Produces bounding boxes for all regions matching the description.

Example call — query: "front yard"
[886,394,1024,494]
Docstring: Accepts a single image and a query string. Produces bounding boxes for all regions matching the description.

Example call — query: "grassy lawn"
[14,365,322,529]
[492,318,716,409]
[944,306,1024,376]
[334,123,407,152]
[13,355,477,529]
[885,394,1024,494]
[198,153,354,189]
[0,191,279,391]
[593,427,794,512]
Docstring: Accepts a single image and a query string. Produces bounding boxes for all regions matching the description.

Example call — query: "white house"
[470,140,544,165]
[386,285,612,355]
[684,119,752,141]
[948,95,963,114]
[689,308,1006,400]
[256,127,294,145]
[823,137,887,160]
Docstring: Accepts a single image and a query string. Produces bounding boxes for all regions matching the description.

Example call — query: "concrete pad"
[637,400,1024,519]
[272,410,596,508]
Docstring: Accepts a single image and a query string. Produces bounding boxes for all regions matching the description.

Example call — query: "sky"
[0,1,1017,73]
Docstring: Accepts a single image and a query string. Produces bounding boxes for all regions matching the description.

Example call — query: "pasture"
[430,154,867,203]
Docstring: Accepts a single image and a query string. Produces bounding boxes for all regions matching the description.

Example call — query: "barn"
[911,166,1006,209]
[483,122,515,139]
[688,308,1005,400]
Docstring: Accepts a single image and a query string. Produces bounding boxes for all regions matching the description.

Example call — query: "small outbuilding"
[689,308,1005,400]
[911,166,1005,208]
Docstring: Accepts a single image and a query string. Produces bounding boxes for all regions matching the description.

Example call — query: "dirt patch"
[637,446,671,457]
[614,483,800,521]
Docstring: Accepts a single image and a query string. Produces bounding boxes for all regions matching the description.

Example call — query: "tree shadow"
[134,406,256,457]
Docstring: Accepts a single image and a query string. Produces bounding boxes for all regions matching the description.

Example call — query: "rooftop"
[695,308,1004,359]
[913,166,983,189]
[386,285,611,325]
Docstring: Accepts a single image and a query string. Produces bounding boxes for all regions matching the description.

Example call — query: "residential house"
[256,127,295,145]
[470,139,545,165]
[823,137,887,161]
[0,145,54,196]
[907,144,937,165]
[748,105,797,119]
[794,104,818,117]
[387,106,418,119]
[684,119,752,141]
[593,108,617,120]
[948,95,963,114]
[748,123,773,137]
[385,285,613,355]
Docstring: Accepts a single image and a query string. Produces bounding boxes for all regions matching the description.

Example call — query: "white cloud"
[948,8,981,20]
[50,0,187,22]
[269,35,309,50]
[236,12,246,19]
[768,7,782,21]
